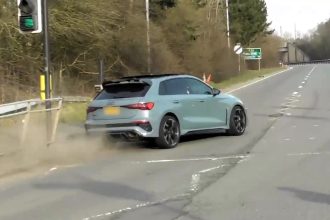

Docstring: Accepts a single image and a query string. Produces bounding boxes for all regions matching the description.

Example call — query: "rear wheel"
[227,106,246,135]
[156,116,180,149]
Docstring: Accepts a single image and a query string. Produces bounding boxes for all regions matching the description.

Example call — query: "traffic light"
[17,0,42,33]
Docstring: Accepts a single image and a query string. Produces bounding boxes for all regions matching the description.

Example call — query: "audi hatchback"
[85,74,246,148]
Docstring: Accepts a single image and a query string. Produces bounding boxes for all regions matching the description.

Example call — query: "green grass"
[60,102,89,124]
[212,67,286,89]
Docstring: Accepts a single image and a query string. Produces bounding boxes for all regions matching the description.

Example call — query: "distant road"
[1,65,330,220]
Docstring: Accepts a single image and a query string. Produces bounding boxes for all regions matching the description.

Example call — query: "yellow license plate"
[104,106,120,116]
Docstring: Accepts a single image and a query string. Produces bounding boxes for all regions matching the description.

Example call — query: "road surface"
[0,65,330,220]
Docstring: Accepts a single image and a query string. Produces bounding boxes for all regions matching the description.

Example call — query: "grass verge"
[60,102,89,124]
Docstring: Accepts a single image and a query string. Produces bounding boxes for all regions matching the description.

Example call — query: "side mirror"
[212,88,221,96]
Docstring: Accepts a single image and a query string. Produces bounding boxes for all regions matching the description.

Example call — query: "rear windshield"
[95,83,150,100]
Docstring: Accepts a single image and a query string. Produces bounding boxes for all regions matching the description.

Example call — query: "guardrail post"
[49,99,62,145]
[20,101,31,146]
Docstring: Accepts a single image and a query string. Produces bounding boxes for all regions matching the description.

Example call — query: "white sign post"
[234,43,243,72]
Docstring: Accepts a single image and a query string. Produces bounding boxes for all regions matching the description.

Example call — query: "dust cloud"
[0,114,116,182]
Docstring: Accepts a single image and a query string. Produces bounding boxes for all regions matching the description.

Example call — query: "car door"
[158,78,193,131]
[184,78,227,128]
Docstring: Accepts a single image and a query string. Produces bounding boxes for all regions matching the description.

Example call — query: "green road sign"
[243,48,262,60]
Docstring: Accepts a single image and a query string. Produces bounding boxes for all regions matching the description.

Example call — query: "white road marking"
[313,124,320,127]
[308,137,316,141]
[292,91,299,95]
[198,164,229,174]
[308,66,316,75]
[144,155,249,164]
[228,67,293,93]
[283,138,291,141]
[286,113,292,116]
[190,174,200,191]
[44,164,81,175]
[288,152,322,156]
[298,86,303,89]
[302,81,306,84]
[82,193,191,220]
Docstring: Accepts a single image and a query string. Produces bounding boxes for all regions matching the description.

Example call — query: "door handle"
[172,100,180,104]
[199,100,205,103]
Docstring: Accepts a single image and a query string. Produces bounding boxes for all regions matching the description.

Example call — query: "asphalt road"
[1,64,330,220]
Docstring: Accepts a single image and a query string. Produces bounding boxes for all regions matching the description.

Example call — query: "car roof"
[102,74,198,87]
[120,73,188,80]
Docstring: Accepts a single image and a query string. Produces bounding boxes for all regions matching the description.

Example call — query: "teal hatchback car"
[85,74,246,148]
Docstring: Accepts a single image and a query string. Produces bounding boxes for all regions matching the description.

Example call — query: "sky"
[265,0,330,37]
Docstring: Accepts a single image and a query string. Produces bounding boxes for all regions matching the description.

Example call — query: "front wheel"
[156,116,180,149]
[227,106,247,136]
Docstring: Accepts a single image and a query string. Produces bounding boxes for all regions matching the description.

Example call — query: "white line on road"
[298,86,303,89]
[44,164,81,176]
[82,192,191,220]
[198,164,229,174]
[144,155,249,164]
[308,66,317,75]
[287,152,330,157]
[190,174,200,191]
[228,67,293,94]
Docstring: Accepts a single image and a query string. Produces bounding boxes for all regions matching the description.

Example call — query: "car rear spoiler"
[102,78,151,88]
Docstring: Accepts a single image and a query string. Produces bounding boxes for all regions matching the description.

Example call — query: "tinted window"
[185,78,212,95]
[95,83,150,100]
[159,79,189,95]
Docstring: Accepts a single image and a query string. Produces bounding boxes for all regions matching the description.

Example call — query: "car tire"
[156,115,180,149]
[227,106,247,136]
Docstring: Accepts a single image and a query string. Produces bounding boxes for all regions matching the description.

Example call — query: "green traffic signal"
[19,16,35,31]
[18,0,42,33]
[24,17,34,28]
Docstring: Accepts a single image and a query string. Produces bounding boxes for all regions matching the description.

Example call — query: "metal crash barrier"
[0,98,63,146]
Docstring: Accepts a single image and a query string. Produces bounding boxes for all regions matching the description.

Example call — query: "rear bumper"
[85,120,157,137]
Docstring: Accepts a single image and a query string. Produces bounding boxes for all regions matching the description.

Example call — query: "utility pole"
[145,0,151,74]
[225,0,231,48]
[42,0,51,145]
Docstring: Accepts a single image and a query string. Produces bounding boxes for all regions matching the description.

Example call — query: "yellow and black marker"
[40,74,52,100]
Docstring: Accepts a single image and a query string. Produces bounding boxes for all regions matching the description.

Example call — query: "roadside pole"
[234,43,243,73]
[145,0,151,73]
[225,0,231,48]
[99,58,104,84]
[42,0,52,146]
[238,55,241,73]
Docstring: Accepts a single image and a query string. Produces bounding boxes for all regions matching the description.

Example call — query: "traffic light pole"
[41,0,51,145]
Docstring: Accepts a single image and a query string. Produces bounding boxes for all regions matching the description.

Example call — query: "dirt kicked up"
[0,114,116,184]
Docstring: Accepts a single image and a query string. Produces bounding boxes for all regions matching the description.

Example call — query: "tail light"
[87,107,101,114]
[122,102,154,110]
